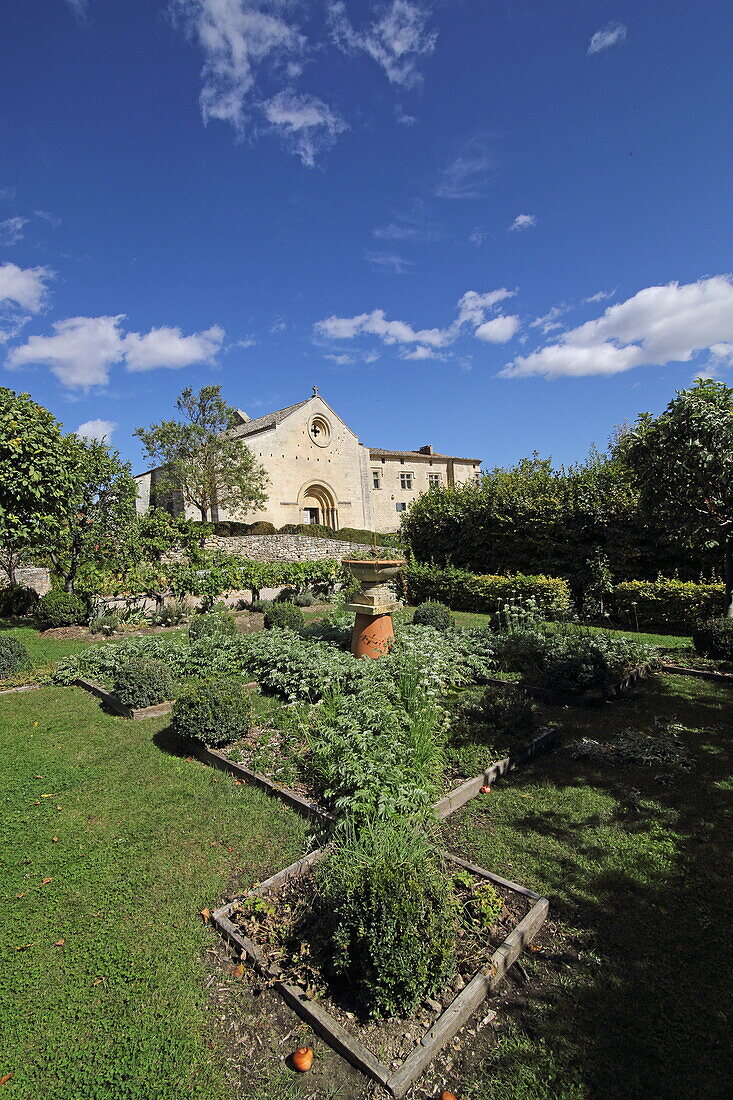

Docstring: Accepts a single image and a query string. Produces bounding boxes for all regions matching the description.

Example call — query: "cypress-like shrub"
[412,600,454,631]
[37,590,88,628]
[0,636,31,678]
[113,658,173,709]
[172,678,252,747]
[263,601,304,631]
[0,584,39,618]
[692,618,733,661]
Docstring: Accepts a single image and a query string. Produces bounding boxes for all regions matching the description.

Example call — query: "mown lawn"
[0,686,308,1100]
[0,616,94,669]
[445,673,733,1099]
[448,608,691,649]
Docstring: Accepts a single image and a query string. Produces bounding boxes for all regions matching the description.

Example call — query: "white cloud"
[587,23,627,55]
[436,135,494,199]
[583,289,614,304]
[530,304,570,334]
[123,324,224,371]
[475,315,520,344]
[0,216,29,245]
[8,315,126,389]
[75,418,117,444]
[366,251,415,274]
[395,104,417,125]
[0,262,53,312]
[329,1,436,88]
[7,315,225,389]
[65,0,90,17]
[502,275,733,379]
[261,90,347,166]
[372,216,443,243]
[469,226,489,246]
[315,286,520,360]
[509,213,536,232]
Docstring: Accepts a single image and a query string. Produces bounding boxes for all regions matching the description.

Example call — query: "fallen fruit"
[480,785,492,794]
[440,1092,458,1100]
[292,1046,314,1072]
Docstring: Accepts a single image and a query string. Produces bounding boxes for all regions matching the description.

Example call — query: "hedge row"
[614,578,726,631]
[404,562,573,621]
[207,520,399,547]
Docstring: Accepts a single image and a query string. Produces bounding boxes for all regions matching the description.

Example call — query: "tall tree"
[135,385,268,522]
[626,379,733,616]
[0,389,70,583]
[43,437,138,593]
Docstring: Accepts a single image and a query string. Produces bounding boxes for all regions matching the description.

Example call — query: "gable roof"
[231,399,311,438]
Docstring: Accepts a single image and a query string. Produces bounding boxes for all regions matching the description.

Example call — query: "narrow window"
[372,469,381,489]
[400,472,413,490]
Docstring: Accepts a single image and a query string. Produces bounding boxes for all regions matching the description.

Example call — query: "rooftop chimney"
[417,445,434,455]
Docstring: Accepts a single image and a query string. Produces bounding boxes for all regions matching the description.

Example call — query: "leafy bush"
[405,562,573,621]
[264,601,304,631]
[412,600,454,631]
[319,823,457,1018]
[0,584,39,618]
[188,610,237,641]
[247,521,277,534]
[113,657,174,709]
[615,578,725,631]
[172,678,252,747]
[524,626,655,695]
[88,609,120,635]
[37,590,88,628]
[293,591,316,607]
[0,636,31,678]
[150,599,189,627]
[450,684,536,745]
[692,618,733,661]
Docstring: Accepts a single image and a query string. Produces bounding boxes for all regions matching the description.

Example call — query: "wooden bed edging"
[74,678,174,720]
[193,744,334,822]
[210,849,548,1098]
[660,662,733,684]
[481,662,653,705]
[432,726,557,820]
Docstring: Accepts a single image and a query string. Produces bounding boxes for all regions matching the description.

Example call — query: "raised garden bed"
[211,849,548,1098]
[481,664,655,705]
[74,677,175,720]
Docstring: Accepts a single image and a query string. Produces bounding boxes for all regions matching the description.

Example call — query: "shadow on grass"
[447,674,733,1100]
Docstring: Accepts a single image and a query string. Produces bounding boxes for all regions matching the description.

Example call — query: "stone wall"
[1,566,52,595]
[203,533,371,561]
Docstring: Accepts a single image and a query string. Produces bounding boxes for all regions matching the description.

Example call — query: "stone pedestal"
[343,558,405,659]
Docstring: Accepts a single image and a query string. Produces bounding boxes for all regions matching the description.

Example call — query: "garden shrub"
[0,583,39,618]
[188,610,237,641]
[405,562,573,621]
[412,600,454,631]
[172,678,252,747]
[263,601,304,631]
[150,599,188,627]
[113,657,174,709]
[692,618,733,661]
[37,590,88,628]
[0,635,31,678]
[614,578,725,631]
[293,590,316,607]
[524,627,655,695]
[450,684,536,745]
[247,521,277,534]
[88,609,120,635]
[319,822,457,1018]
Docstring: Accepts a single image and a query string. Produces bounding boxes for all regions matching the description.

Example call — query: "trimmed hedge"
[113,657,174,709]
[412,601,454,631]
[0,584,39,618]
[37,590,88,628]
[693,619,733,661]
[614,578,726,631]
[264,601,304,631]
[405,562,573,621]
[188,611,237,641]
[172,678,252,747]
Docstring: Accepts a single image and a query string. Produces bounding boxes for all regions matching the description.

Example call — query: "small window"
[428,473,441,487]
[395,502,407,512]
[372,469,381,489]
[400,472,413,490]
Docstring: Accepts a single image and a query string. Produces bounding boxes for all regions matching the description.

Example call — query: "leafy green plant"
[113,657,174,708]
[405,561,573,621]
[615,578,725,632]
[0,583,39,618]
[0,635,31,678]
[150,599,189,627]
[692,618,733,661]
[318,821,457,1018]
[88,609,121,635]
[37,590,88,628]
[412,600,454,630]
[472,880,503,928]
[172,678,252,747]
[264,601,304,631]
[188,610,237,641]
[524,626,655,695]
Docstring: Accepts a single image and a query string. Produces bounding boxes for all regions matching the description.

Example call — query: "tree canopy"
[135,385,268,522]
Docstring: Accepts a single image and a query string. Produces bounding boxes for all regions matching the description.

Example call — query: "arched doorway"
[300,482,338,530]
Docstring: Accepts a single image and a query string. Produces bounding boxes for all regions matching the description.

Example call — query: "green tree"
[135,385,269,522]
[626,379,733,616]
[0,389,70,583]
[44,437,138,593]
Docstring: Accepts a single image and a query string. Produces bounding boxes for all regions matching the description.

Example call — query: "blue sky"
[2,0,733,472]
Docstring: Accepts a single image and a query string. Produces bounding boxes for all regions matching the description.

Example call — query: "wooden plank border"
[210,849,548,1098]
[660,662,733,684]
[74,677,174,720]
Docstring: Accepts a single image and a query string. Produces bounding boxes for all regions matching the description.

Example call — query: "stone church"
[134,390,481,534]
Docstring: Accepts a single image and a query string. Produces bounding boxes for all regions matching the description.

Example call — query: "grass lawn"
[0,686,308,1100]
[444,673,733,1099]
[0,616,94,670]
[448,608,691,649]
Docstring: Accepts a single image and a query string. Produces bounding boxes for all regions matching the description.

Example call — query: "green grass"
[0,686,308,1100]
[444,674,733,1099]
[446,608,691,649]
[0,616,94,670]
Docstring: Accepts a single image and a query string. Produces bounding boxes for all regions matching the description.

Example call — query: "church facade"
[134,390,481,534]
